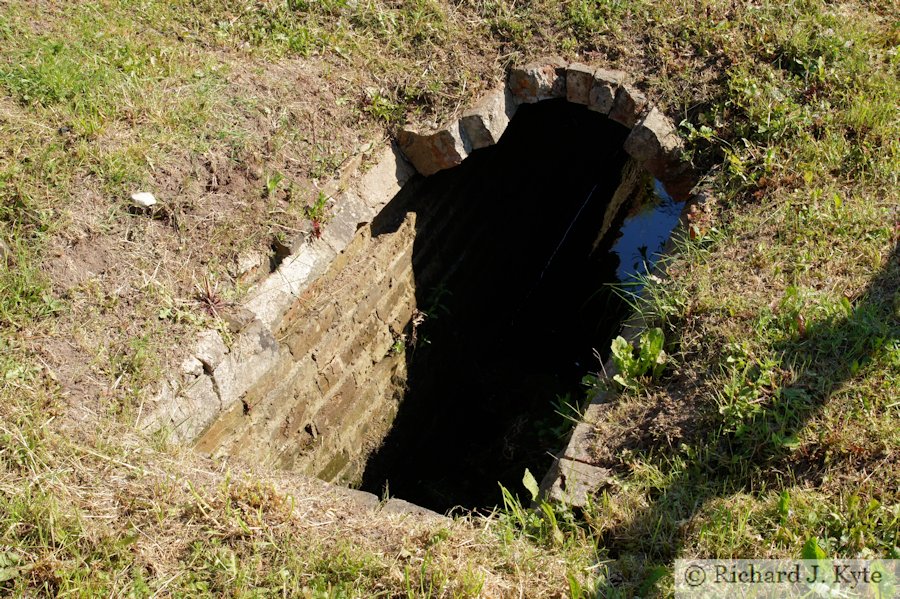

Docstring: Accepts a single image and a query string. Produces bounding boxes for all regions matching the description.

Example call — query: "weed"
[194,278,230,318]
[264,171,284,198]
[305,192,331,238]
[610,327,667,389]
[389,333,407,356]
[366,92,403,124]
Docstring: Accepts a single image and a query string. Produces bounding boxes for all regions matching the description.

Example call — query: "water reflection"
[611,180,683,282]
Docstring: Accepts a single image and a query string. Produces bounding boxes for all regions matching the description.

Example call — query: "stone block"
[624,107,697,200]
[543,457,610,508]
[508,57,567,104]
[314,373,359,429]
[140,378,179,434]
[316,450,350,481]
[397,122,471,177]
[382,498,449,521]
[459,88,515,150]
[352,275,392,325]
[609,83,648,128]
[222,307,256,334]
[181,356,203,377]
[195,329,228,372]
[370,323,395,361]
[312,322,354,370]
[284,302,338,360]
[581,399,608,425]
[623,107,681,163]
[563,421,597,464]
[388,241,415,281]
[356,144,416,212]
[212,319,281,411]
[565,63,594,105]
[340,488,381,511]
[244,242,337,330]
[588,68,626,114]
[175,374,220,441]
[376,278,412,324]
[321,191,375,254]
[317,356,345,395]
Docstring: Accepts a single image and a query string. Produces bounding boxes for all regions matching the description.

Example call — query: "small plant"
[194,278,229,318]
[264,171,284,198]
[389,336,406,356]
[304,192,330,239]
[610,327,667,389]
[365,92,402,124]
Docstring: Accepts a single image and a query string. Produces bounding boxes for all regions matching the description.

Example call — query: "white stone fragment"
[130,192,157,208]
[195,329,228,372]
[181,356,204,377]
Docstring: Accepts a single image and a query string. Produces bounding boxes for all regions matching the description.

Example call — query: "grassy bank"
[0,0,897,596]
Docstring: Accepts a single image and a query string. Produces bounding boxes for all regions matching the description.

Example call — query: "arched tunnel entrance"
[357,99,675,512]
[191,96,686,516]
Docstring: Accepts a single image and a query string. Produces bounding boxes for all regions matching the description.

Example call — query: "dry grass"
[0,0,897,596]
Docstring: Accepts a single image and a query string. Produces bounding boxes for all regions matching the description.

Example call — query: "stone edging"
[538,186,713,507]
[140,58,701,511]
[396,56,696,201]
[139,142,416,443]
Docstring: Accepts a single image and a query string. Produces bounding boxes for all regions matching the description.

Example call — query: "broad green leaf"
[638,328,664,375]
[0,567,22,583]
[0,551,21,568]
[611,336,636,376]
[801,537,827,560]
[612,373,632,389]
[652,349,667,379]
[778,490,791,523]
[0,551,23,583]
[522,468,540,502]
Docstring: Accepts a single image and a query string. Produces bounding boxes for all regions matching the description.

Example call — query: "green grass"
[575,2,899,580]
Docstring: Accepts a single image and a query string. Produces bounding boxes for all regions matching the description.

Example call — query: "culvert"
[144,59,697,515]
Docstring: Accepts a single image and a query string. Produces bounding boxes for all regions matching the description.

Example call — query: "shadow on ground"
[595,241,899,593]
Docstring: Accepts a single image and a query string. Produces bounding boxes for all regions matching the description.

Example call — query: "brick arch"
[396,57,697,201]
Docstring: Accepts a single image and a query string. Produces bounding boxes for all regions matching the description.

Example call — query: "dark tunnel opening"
[358,99,679,513]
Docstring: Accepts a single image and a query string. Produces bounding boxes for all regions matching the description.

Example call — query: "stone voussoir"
[623,107,682,163]
[565,63,595,105]
[507,57,567,104]
[396,121,471,177]
[624,107,697,200]
[459,87,515,150]
[609,83,648,128]
[588,67,626,114]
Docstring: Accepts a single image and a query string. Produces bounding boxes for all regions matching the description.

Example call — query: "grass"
[0,0,897,596]
[575,2,900,584]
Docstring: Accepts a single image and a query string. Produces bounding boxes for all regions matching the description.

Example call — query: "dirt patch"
[27,54,389,421]
[589,376,712,470]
